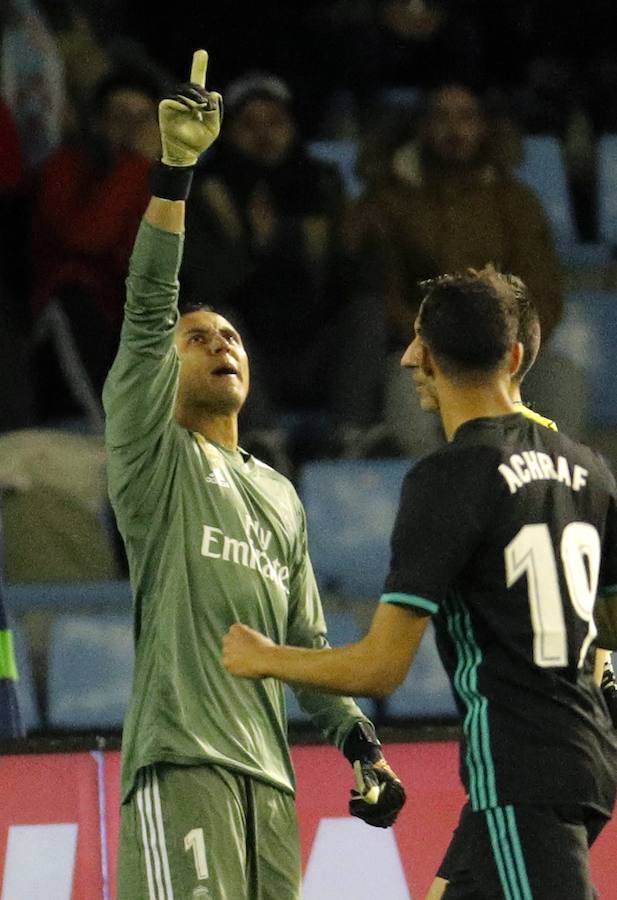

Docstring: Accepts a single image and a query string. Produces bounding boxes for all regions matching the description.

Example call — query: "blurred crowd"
[2,0,617,583]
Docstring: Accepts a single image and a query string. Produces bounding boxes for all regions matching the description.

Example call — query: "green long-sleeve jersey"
[103,220,368,803]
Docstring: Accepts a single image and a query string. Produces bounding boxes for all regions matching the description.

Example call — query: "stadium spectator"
[29,66,162,427]
[0,0,66,170]
[304,0,484,138]
[343,84,579,455]
[181,72,381,451]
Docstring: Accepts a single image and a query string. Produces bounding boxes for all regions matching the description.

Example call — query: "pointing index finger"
[190,49,208,88]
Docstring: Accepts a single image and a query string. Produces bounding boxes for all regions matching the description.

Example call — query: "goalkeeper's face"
[401,321,439,412]
[175,310,250,415]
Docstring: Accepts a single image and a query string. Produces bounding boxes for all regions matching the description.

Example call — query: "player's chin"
[415,385,439,412]
[204,386,247,415]
[419,394,439,412]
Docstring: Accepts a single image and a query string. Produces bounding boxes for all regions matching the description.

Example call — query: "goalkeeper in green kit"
[104,48,405,900]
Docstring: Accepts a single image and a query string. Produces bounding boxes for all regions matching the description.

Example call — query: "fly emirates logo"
[200,515,290,594]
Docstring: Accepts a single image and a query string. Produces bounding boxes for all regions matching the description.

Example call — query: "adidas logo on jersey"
[205,467,230,488]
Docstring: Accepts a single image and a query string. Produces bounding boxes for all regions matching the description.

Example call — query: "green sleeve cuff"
[0,630,18,681]
[600,585,617,596]
[380,592,438,614]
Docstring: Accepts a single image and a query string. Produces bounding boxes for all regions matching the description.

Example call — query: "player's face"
[401,321,439,411]
[175,310,249,415]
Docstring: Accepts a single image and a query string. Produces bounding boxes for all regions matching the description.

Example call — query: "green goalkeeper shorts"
[117,762,301,900]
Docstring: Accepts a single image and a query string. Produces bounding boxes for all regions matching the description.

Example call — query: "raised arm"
[102,49,223,510]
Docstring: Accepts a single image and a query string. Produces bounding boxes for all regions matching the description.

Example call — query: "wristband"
[150,161,195,201]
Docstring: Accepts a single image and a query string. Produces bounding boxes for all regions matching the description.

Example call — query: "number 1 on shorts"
[184,827,209,880]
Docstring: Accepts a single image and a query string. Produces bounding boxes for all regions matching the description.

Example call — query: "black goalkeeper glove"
[343,721,406,828]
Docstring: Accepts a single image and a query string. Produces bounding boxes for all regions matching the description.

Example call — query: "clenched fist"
[223,623,275,677]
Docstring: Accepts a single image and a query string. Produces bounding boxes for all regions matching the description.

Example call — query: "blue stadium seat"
[516,136,577,247]
[384,621,457,720]
[516,137,610,269]
[47,611,133,729]
[285,610,375,722]
[549,290,617,427]
[598,135,617,244]
[9,616,41,733]
[306,139,363,199]
[299,459,411,599]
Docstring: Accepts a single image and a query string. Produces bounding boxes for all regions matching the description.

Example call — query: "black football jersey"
[383,413,617,815]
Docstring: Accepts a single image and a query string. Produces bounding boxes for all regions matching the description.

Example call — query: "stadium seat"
[47,611,133,730]
[598,135,617,244]
[549,290,617,427]
[306,139,363,199]
[384,621,457,720]
[0,430,122,584]
[299,459,411,599]
[516,136,577,247]
[285,610,375,722]
[9,615,41,733]
[4,579,132,614]
[516,137,609,269]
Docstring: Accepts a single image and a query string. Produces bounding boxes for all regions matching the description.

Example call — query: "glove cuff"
[150,161,195,201]
[343,721,383,765]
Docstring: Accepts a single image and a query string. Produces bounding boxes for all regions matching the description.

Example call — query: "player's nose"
[401,339,420,368]
[208,332,232,353]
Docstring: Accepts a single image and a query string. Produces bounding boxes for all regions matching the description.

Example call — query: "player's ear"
[509,341,524,379]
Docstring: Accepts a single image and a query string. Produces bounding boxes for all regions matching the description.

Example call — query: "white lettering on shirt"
[498,451,588,496]
[201,523,289,593]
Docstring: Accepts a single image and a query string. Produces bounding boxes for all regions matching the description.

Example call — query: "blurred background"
[3,0,617,738]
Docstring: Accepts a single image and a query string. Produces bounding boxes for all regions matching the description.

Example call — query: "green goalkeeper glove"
[159,49,223,167]
[343,722,406,828]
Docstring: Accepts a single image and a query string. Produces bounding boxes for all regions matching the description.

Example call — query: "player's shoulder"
[543,426,616,488]
[244,450,301,499]
[404,439,504,491]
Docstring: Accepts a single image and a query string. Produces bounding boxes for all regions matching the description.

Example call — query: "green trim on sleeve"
[600,585,617,595]
[0,630,18,681]
[380,592,439,614]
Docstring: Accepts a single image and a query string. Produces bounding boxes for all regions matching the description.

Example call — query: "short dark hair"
[418,268,518,379]
[178,299,216,317]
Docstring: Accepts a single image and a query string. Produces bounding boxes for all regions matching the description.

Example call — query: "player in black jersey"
[224,268,617,899]
[408,266,617,738]
[400,268,617,898]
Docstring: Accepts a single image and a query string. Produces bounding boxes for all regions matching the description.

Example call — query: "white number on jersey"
[505,522,600,668]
